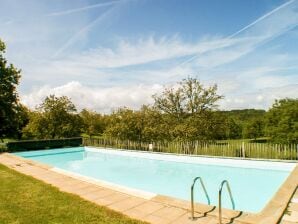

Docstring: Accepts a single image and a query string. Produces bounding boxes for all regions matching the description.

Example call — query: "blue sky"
[0,0,298,112]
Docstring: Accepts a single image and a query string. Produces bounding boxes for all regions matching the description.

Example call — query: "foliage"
[225,118,242,139]
[265,98,298,143]
[0,38,25,141]
[80,109,106,137]
[6,137,82,152]
[242,118,264,140]
[150,78,224,140]
[0,164,146,224]
[22,95,83,139]
[76,79,295,144]
[153,77,223,119]
[0,47,294,145]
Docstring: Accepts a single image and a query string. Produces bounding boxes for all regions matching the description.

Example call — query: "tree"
[23,95,83,139]
[0,39,22,141]
[153,86,184,120]
[153,77,223,119]
[104,107,144,141]
[265,98,298,143]
[225,118,242,139]
[153,77,223,141]
[242,118,264,140]
[80,109,106,137]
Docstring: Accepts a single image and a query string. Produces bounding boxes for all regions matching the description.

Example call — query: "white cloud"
[21,81,298,113]
[21,81,163,113]
[220,84,298,110]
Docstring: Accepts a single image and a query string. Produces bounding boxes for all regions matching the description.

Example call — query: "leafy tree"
[242,118,264,140]
[181,78,223,114]
[265,98,298,143]
[80,109,106,137]
[104,108,141,141]
[153,86,184,120]
[225,118,242,139]
[15,104,30,139]
[0,39,23,141]
[153,77,223,119]
[153,77,223,140]
[22,111,47,139]
[139,106,171,142]
[23,95,83,139]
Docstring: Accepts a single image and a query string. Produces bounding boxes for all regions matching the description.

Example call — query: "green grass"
[0,164,147,224]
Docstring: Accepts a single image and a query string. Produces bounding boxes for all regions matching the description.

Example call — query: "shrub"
[6,137,82,152]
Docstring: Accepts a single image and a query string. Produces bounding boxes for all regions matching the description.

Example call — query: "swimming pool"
[14,146,295,213]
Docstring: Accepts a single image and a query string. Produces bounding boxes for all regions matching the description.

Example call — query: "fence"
[83,137,298,160]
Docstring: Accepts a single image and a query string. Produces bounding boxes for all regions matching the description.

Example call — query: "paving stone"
[143,214,171,224]
[170,212,214,224]
[108,197,146,212]
[93,191,127,206]
[86,190,128,203]
[150,206,187,222]
[279,220,297,224]
[288,203,298,213]
[283,210,298,223]
[123,208,149,220]
[130,201,165,214]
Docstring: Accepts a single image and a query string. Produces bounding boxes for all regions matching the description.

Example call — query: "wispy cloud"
[53,1,126,57]
[56,36,244,68]
[46,1,120,17]
[228,0,296,38]
[177,0,298,69]
[2,0,298,112]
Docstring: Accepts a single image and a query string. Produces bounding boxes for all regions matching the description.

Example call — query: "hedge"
[0,144,7,152]
[6,137,82,152]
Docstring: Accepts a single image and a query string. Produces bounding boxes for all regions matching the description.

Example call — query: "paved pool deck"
[0,152,297,224]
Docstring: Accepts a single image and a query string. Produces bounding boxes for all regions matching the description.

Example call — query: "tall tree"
[153,77,223,140]
[242,118,264,140]
[265,98,298,143]
[80,109,106,137]
[23,95,83,139]
[0,39,22,141]
[181,77,223,114]
[153,77,223,118]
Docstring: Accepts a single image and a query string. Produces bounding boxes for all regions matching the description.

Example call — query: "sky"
[0,0,298,113]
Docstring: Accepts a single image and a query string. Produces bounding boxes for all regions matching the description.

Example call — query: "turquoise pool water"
[14,147,294,213]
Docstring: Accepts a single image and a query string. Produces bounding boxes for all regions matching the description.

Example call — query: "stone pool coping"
[0,152,297,224]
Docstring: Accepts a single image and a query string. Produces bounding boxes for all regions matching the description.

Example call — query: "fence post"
[149,143,153,151]
[242,142,245,158]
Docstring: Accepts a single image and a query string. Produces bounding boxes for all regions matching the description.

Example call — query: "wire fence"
[83,137,298,160]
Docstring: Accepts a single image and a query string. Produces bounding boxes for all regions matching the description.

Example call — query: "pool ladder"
[190,177,235,224]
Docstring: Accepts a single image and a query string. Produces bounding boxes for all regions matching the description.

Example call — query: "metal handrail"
[190,177,210,220]
[218,180,235,224]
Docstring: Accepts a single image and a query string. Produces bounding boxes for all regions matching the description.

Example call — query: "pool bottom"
[51,167,157,200]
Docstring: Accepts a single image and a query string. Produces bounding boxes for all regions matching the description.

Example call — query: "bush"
[0,143,7,152]
[6,137,82,152]
[248,138,268,143]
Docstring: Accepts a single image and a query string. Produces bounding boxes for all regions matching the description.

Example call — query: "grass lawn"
[0,164,147,224]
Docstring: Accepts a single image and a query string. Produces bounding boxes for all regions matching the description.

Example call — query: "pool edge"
[2,151,297,224]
